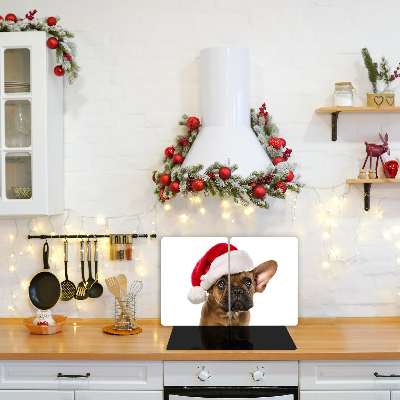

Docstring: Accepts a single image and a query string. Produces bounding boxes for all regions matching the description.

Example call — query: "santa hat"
[187,243,254,304]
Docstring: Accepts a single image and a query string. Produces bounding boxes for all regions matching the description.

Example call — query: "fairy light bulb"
[200,208,205,213]
[181,215,188,221]
[164,205,171,210]
[323,262,329,268]
[322,233,329,239]
[9,266,14,272]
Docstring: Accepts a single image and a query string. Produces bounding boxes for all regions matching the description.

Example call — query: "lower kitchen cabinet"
[0,391,74,400]
[75,391,163,400]
[300,391,390,400]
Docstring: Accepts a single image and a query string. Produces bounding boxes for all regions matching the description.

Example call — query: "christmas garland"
[0,11,78,84]
[153,104,304,209]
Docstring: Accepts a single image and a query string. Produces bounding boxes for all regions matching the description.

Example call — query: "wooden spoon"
[117,274,128,301]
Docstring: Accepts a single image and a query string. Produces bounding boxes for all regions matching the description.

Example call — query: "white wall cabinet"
[300,391,390,400]
[75,391,163,400]
[0,391,74,400]
[0,31,63,216]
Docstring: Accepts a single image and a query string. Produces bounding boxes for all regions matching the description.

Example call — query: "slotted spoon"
[60,240,76,301]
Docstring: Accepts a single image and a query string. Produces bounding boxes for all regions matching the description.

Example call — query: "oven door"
[165,387,298,400]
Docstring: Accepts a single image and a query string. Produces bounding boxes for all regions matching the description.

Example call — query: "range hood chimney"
[182,47,272,176]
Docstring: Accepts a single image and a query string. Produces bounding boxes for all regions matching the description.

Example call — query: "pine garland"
[0,11,79,84]
[153,104,304,209]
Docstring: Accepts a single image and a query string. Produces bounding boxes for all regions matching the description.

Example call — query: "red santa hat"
[187,242,254,304]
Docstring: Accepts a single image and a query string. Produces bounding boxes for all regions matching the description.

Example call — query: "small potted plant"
[361,48,398,107]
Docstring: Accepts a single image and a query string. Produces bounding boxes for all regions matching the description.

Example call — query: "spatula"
[117,274,128,301]
[60,240,76,301]
[75,240,88,300]
[105,276,125,312]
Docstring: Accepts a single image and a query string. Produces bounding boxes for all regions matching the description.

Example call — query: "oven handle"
[374,372,400,378]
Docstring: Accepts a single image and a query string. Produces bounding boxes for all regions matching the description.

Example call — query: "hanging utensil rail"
[27,233,157,239]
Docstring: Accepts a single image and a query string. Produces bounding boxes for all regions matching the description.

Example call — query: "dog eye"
[217,280,226,289]
[244,278,252,287]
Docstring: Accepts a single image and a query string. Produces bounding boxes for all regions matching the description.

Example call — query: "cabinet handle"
[57,373,90,378]
[374,372,400,378]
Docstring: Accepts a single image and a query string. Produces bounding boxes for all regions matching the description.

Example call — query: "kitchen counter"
[2,317,400,361]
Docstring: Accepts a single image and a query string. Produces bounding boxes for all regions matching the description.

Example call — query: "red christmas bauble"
[384,160,399,178]
[279,138,286,148]
[219,167,231,180]
[46,37,59,49]
[273,156,284,165]
[248,182,256,188]
[152,173,158,184]
[285,171,294,182]
[159,174,171,186]
[5,14,17,23]
[169,181,180,193]
[54,65,65,77]
[268,137,282,149]
[253,186,266,199]
[47,16,57,26]
[187,117,200,131]
[164,146,174,158]
[192,179,205,192]
[160,189,171,201]
[172,154,184,164]
[0,16,4,21]
[274,182,287,194]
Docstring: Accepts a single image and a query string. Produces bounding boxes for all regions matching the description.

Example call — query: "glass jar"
[109,234,117,261]
[125,234,133,260]
[117,234,125,261]
[333,82,354,107]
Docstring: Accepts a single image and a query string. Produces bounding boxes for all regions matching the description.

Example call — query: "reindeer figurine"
[362,133,390,177]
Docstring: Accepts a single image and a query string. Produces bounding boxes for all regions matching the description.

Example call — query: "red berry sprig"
[256,174,274,185]
[282,148,292,161]
[258,102,269,125]
[178,138,188,146]
[24,9,37,20]
[391,63,400,81]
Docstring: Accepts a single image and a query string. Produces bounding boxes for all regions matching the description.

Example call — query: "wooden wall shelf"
[347,178,400,211]
[315,107,400,141]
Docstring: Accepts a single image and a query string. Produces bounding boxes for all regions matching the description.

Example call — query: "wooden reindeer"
[362,133,390,177]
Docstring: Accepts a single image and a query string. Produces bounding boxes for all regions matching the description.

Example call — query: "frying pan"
[28,242,61,310]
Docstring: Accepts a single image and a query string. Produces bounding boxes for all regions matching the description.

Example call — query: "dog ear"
[253,260,277,293]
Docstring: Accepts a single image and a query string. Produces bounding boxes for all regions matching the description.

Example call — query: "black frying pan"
[28,242,61,310]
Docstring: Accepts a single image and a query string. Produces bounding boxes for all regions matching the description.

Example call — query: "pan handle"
[43,242,50,270]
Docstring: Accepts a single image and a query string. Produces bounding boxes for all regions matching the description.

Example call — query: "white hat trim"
[199,250,254,291]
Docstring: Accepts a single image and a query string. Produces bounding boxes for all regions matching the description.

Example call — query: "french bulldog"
[199,260,277,326]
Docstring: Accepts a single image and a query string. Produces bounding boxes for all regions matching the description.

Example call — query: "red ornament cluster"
[178,138,189,146]
[164,146,174,158]
[186,117,200,131]
[274,182,287,194]
[47,16,57,26]
[172,154,184,164]
[258,103,269,125]
[5,13,17,23]
[384,160,399,178]
[268,137,282,149]
[219,167,231,180]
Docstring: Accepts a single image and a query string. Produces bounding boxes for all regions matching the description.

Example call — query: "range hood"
[182,47,272,176]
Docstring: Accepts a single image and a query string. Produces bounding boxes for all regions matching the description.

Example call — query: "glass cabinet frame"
[0,31,63,216]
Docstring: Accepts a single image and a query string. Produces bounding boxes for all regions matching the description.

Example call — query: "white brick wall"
[1,0,400,319]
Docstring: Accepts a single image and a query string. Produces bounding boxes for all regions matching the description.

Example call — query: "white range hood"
[182,46,272,176]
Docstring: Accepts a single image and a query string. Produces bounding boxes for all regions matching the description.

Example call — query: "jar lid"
[125,234,133,244]
[109,234,117,244]
[117,234,125,244]
[335,82,352,85]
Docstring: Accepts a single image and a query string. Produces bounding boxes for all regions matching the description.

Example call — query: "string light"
[164,205,171,210]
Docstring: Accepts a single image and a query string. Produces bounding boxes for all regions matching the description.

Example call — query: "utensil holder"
[113,297,137,331]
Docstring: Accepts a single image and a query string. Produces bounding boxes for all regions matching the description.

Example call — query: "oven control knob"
[252,370,264,382]
[198,370,211,381]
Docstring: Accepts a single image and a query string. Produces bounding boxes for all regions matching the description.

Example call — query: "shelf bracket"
[364,183,372,211]
[331,111,340,141]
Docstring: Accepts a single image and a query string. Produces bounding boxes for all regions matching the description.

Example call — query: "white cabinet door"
[75,391,163,400]
[391,391,400,399]
[0,391,74,400]
[300,391,390,400]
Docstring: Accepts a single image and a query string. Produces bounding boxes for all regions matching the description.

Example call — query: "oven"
[164,361,298,400]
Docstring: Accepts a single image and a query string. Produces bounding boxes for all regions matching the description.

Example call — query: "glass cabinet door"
[1,46,32,202]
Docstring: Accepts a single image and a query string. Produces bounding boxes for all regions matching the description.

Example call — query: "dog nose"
[231,286,244,296]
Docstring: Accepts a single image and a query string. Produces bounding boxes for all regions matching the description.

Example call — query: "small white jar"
[333,82,354,107]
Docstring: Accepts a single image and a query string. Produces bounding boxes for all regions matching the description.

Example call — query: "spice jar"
[125,234,133,260]
[117,234,125,261]
[333,82,355,107]
[109,234,117,261]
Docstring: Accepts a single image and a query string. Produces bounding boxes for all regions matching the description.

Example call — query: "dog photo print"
[161,237,298,326]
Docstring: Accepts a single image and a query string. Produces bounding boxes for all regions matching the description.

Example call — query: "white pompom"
[187,286,206,304]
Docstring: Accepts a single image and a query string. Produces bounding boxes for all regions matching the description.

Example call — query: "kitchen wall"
[2,0,400,319]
